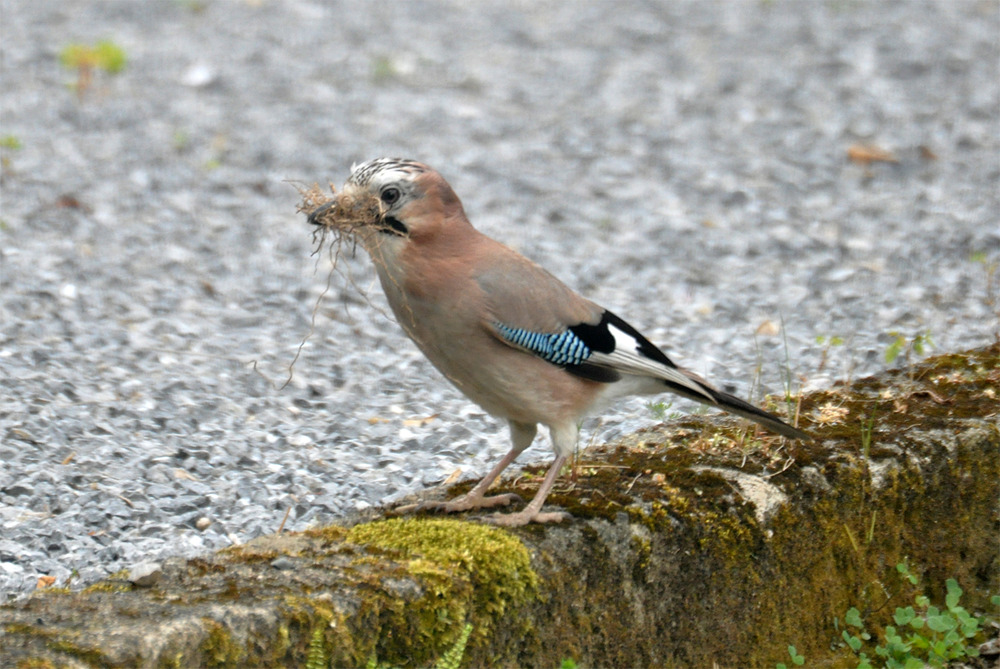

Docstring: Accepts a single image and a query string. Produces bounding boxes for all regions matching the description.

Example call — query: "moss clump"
[301,524,348,544]
[16,660,57,669]
[347,518,538,614]
[80,568,133,594]
[217,545,279,564]
[346,518,539,664]
[199,618,246,668]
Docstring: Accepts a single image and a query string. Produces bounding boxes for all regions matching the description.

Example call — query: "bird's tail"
[664,372,812,440]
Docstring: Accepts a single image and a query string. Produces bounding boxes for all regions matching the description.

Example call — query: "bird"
[306,158,811,526]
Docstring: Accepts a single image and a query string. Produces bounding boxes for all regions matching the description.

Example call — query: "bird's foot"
[483,509,570,527]
[395,492,523,515]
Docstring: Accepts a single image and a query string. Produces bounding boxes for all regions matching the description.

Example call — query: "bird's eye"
[380,187,401,205]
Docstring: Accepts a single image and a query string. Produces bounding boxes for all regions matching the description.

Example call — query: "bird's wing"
[475,250,715,402]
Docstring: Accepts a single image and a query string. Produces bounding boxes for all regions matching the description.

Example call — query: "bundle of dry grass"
[296,183,383,237]
[284,182,389,386]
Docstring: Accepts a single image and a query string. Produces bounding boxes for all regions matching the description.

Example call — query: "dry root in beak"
[296,183,383,235]
[286,182,388,389]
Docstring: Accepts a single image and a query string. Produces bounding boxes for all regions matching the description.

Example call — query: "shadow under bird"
[306,158,811,526]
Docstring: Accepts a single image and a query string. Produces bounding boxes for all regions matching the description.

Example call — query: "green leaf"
[896,561,919,585]
[845,607,864,628]
[926,614,955,633]
[894,606,915,625]
[94,40,126,73]
[885,336,904,363]
[945,578,962,609]
[843,631,862,652]
[59,40,126,74]
[60,44,85,69]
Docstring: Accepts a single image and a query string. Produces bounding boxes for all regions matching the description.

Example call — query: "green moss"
[278,594,361,666]
[82,580,132,594]
[629,533,652,580]
[4,622,111,666]
[156,651,185,669]
[200,618,246,667]
[302,524,348,543]
[16,660,57,669]
[81,568,133,594]
[36,587,72,595]
[218,545,279,564]
[345,518,539,665]
[3,622,47,637]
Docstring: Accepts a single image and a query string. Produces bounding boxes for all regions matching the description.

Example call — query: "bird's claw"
[394,492,523,516]
[482,509,570,527]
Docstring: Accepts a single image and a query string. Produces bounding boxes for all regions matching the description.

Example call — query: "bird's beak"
[307,199,336,226]
[304,186,384,232]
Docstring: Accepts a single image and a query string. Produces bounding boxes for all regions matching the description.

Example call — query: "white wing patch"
[590,321,716,403]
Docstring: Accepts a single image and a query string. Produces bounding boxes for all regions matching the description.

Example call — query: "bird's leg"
[486,453,570,526]
[395,421,536,514]
[487,421,576,526]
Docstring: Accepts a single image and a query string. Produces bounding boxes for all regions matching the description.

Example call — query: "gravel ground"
[1,0,998,600]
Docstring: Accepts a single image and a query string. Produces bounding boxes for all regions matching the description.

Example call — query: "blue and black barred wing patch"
[493,322,622,383]
[497,311,715,399]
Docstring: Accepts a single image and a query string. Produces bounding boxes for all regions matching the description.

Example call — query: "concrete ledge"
[2,345,997,668]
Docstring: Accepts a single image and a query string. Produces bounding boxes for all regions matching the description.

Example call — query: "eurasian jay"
[307,158,811,526]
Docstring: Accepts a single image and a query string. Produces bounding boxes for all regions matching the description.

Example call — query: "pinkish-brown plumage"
[307,158,810,526]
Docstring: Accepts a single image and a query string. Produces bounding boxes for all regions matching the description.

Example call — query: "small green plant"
[305,626,327,669]
[859,404,877,458]
[371,55,397,83]
[779,564,993,669]
[558,660,579,669]
[172,129,190,152]
[816,334,845,372]
[971,251,1000,323]
[884,331,933,366]
[175,0,208,12]
[645,400,674,421]
[0,134,21,172]
[776,644,805,668]
[434,623,472,669]
[365,622,474,669]
[839,564,987,668]
[59,39,127,96]
[778,316,805,429]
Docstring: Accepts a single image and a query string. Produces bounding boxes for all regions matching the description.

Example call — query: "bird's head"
[307,158,469,251]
